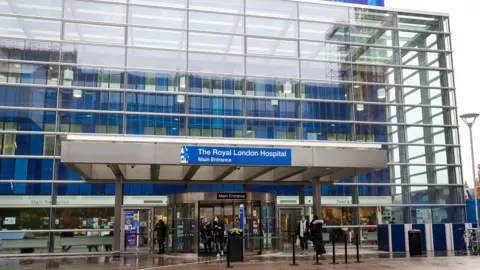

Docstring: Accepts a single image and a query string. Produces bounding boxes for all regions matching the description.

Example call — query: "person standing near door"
[155,220,167,254]
[213,216,225,258]
[200,218,213,257]
[296,215,309,255]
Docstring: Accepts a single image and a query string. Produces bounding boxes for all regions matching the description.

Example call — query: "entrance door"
[121,208,154,253]
[173,203,195,253]
[245,201,262,255]
[279,209,302,248]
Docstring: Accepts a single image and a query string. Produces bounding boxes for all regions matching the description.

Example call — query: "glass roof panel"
[246,17,297,39]
[130,0,186,8]
[189,11,244,34]
[0,0,63,18]
[128,48,186,71]
[0,17,61,40]
[299,2,349,23]
[128,27,186,50]
[189,53,244,75]
[189,33,243,54]
[247,57,299,78]
[129,5,186,29]
[246,0,297,19]
[247,38,297,57]
[64,0,127,24]
[64,23,125,44]
[189,0,243,14]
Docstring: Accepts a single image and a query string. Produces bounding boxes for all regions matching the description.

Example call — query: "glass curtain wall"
[0,0,462,253]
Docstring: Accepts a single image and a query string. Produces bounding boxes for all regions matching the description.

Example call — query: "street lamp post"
[460,113,480,229]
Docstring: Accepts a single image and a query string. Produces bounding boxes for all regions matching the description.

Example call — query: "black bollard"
[330,232,338,265]
[227,235,233,268]
[355,228,362,263]
[290,234,298,266]
[344,231,350,264]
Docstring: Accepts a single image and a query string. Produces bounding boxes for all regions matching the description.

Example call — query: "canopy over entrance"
[61,135,387,185]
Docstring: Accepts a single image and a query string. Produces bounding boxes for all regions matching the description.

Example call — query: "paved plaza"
[0,253,477,270]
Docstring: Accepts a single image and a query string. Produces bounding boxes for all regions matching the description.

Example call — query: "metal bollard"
[344,231,350,264]
[330,232,338,265]
[290,234,298,266]
[227,235,233,268]
[355,228,362,263]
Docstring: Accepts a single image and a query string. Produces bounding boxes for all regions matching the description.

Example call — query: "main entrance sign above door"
[180,146,292,165]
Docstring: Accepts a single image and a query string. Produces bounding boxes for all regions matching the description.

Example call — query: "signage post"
[239,204,245,258]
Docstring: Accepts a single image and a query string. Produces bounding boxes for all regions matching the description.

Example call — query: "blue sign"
[180,146,291,165]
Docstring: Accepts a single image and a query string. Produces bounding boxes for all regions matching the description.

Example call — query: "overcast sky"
[385,0,478,187]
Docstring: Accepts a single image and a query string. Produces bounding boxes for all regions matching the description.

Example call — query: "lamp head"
[460,113,479,126]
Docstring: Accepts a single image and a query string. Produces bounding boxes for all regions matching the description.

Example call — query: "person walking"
[200,218,213,257]
[310,215,326,259]
[296,215,309,255]
[212,216,225,258]
[155,220,167,254]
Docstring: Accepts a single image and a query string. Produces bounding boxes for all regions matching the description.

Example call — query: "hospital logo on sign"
[180,146,189,164]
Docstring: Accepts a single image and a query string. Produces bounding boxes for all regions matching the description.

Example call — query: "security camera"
[326,168,331,173]
[131,165,135,169]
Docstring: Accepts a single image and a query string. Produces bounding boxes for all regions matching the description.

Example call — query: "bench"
[60,236,113,246]
[1,238,48,249]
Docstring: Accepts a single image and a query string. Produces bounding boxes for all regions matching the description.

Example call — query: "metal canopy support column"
[113,174,124,253]
[392,13,412,224]
[312,177,322,218]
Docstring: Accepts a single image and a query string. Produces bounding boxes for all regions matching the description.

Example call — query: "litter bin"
[408,230,422,256]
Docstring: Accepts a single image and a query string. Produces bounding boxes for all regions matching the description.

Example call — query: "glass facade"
[0,0,464,253]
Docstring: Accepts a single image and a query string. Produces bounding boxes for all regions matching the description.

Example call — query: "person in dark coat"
[104,225,114,252]
[310,215,326,258]
[60,230,74,252]
[155,220,167,254]
[295,215,310,255]
[212,216,225,257]
[200,218,213,256]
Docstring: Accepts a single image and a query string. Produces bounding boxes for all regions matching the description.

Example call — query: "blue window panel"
[13,183,26,194]
[0,87,57,108]
[304,83,346,100]
[0,158,15,180]
[126,115,184,135]
[247,185,299,195]
[61,90,124,111]
[0,110,56,131]
[0,183,13,194]
[142,184,153,195]
[188,184,212,192]
[25,183,51,195]
[24,50,56,62]
[152,184,184,195]
[126,93,183,113]
[358,168,390,184]
[14,159,28,180]
[79,184,92,195]
[321,185,353,196]
[105,184,115,195]
[57,162,82,181]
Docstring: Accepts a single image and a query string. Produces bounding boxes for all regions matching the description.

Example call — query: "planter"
[227,233,243,262]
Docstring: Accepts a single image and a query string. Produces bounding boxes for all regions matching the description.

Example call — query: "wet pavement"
[0,252,476,269]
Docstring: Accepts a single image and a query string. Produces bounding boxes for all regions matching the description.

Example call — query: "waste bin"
[408,230,422,256]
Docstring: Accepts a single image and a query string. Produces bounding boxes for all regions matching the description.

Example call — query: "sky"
[384,0,479,187]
